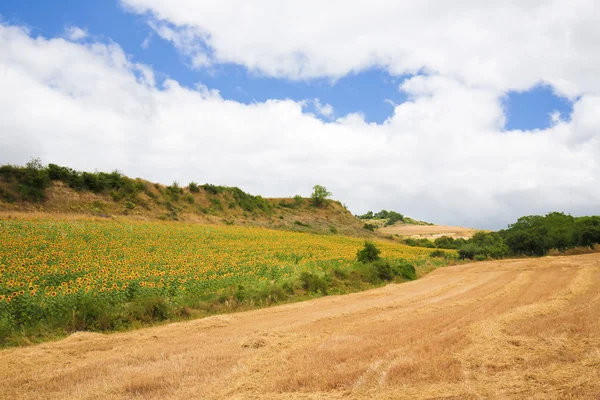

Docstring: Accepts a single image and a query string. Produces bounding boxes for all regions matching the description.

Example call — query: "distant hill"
[0,161,370,237]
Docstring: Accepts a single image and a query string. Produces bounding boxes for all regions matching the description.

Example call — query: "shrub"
[210,197,223,211]
[404,238,436,248]
[372,260,394,281]
[201,184,224,195]
[188,181,200,193]
[384,211,404,226]
[124,297,172,323]
[363,223,377,232]
[0,188,16,203]
[299,272,328,294]
[358,211,374,219]
[393,262,417,280]
[357,241,381,263]
[430,249,446,258]
[166,181,181,201]
[69,297,116,331]
[434,236,458,249]
[458,243,483,260]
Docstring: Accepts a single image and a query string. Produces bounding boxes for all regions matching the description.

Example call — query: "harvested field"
[1,254,599,399]
[379,224,480,239]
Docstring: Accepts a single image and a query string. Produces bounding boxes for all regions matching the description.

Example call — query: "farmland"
[1,253,598,399]
[0,215,448,345]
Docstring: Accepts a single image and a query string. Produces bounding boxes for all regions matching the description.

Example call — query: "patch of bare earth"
[378,224,481,239]
[1,254,599,399]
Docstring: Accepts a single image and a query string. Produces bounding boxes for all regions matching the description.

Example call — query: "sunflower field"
[0,216,451,344]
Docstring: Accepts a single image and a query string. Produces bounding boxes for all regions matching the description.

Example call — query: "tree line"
[404,212,600,259]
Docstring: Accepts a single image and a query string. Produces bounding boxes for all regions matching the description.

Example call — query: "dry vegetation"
[0,180,369,237]
[378,224,480,239]
[1,254,599,399]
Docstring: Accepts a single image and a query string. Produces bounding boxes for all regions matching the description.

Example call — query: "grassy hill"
[0,161,369,237]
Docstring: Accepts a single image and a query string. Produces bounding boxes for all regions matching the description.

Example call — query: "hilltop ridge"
[0,161,370,237]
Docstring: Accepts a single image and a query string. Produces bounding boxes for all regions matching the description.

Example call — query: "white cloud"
[141,33,152,49]
[1,22,599,229]
[64,26,88,41]
[313,99,334,119]
[121,0,600,98]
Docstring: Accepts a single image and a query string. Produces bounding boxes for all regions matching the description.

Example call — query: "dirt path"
[379,224,480,239]
[1,254,599,399]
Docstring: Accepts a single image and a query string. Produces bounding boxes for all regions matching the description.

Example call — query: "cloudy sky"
[1,1,599,229]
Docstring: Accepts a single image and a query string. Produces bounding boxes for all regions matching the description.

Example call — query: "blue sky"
[0,0,572,128]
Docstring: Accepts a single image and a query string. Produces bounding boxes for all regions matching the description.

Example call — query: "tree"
[311,185,332,207]
[358,211,374,219]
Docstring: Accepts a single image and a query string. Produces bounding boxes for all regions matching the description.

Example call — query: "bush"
[124,297,172,323]
[458,243,480,260]
[372,260,394,281]
[430,249,446,258]
[363,223,377,232]
[166,181,181,201]
[299,272,328,294]
[188,181,200,193]
[394,262,417,280]
[434,236,458,249]
[384,211,404,226]
[356,260,417,283]
[358,211,374,219]
[357,241,381,263]
[0,188,16,203]
[70,297,116,331]
[404,238,436,248]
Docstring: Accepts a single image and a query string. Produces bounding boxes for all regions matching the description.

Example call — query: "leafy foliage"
[363,223,377,232]
[311,185,332,208]
[1,160,276,216]
[405,212,600,260]
[357,241,381,263]
[188,181,200,193]
[357,209,404,226]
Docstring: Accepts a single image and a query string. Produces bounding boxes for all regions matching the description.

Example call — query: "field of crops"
[0,216,449,344]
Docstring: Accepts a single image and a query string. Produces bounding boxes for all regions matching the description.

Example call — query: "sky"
[0,1,598,229]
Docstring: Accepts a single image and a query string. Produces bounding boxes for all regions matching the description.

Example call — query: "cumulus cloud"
[64,26,88,41]
[121,0,600,97]
[0,22,599,229]
[313,99,334,119]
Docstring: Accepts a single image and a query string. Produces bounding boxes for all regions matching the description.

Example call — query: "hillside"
[378,224,480,239]
[2,253,598,399]
[0,162,369,237]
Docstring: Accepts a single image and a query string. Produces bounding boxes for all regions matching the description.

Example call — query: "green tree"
[311,185,332,208]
